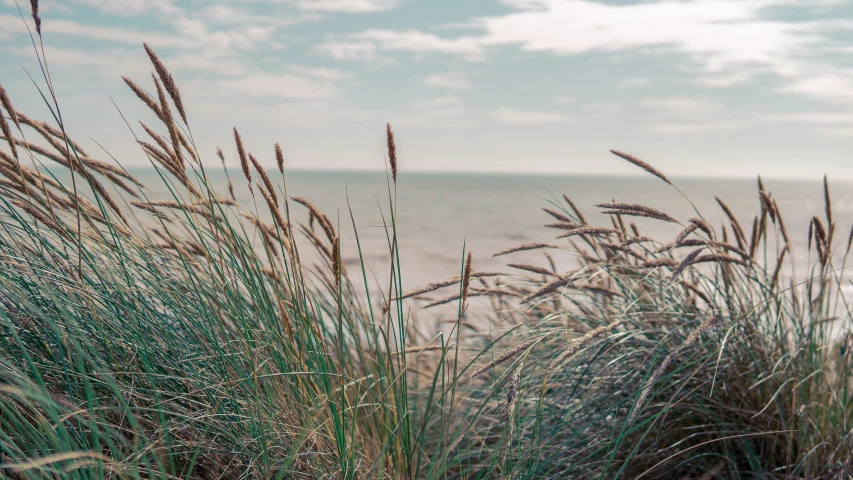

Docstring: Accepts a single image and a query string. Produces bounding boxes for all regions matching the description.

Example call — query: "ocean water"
[131,169,853,296]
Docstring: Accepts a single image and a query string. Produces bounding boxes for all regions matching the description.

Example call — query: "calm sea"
[130,170,853,295]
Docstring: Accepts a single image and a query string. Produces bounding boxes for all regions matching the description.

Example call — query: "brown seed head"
[824,175,832,228]
[274,142,284,174]
[234,127,251,184]
[251,153,277,205]
[332,236,341,287]
[30,0,41,34]
[143,43,187,124]
[0,83,19,129]
[386,123,397,183]
[609,149,671,185]
[0,106,16,160]
[461,251,473,307]
[123,76,164,121]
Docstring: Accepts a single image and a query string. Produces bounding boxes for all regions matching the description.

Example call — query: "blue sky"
[2,0,853,178]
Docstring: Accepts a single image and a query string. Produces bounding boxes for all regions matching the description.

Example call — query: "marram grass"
[1,14,853,480]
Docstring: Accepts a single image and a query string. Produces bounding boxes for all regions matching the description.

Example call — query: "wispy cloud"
[425,72,471,90]
[289,0,400,13]
[318,0,853,105]
[490,107,571,125]
[619,77,649,88]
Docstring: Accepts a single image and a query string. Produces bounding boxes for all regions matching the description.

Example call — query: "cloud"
[290,0,400,12]
[318,30,483,60]
[636,97,724,117]
[318,0,852,105]
[581,103,620,117]
[412,96,465,116]
[552,95,576,104]
[425,72,470,90]
[782,74,853,103]
[490,107,570,125]
[619,77,649,88]
[216,72,341,100]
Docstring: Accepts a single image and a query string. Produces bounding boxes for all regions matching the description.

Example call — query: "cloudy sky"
[1,0,853,178]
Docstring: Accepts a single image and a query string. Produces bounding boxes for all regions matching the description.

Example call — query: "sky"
[1,0,853,179]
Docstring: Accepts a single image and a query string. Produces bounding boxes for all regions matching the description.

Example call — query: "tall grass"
[1,9,853,479]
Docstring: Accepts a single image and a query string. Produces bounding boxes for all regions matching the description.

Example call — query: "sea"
[131,170,853,300]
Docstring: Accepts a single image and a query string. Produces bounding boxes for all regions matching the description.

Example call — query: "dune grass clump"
[1,11,853,479]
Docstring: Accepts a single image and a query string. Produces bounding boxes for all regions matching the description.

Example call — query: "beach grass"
[1,8,853,479]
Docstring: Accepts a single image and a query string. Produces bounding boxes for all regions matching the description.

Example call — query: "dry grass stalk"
[332,237,341,288]
[0,84,19,129]
[595,202,677,223]
[216,147,236,201]
[671,248,705,279]
[546,320,628,373]
[675,224,698,246]
[425,288,514,308]
[461,252,473,308]
[522,276,572,303]
[143,44,187,124]
[395,271,505,300]
[748,217,759,259]
[824,175,832,228]
[250,154,277,205]
[770,245,789,290]
[563,195,586,224]
[507,263,556,277]
[630,223,640,237]
[493,243,557,257]
[386,123,397,183]
[81,170,129,226]
[258,184,288,235]
[138,141,184,181]
[774,200,789,246]
[627,315,720,426]
[759,191,777,223]
[291,196,335,244]
[691,254,748,268]
[677,239,747,259]
[715,197,747,249]
[545,221,581,230]
[621,236,651,248]
[30,0,41,34]
[543,208,573,223]
[123,76,163,121]
[152,75,183,175]
[13,199,69,240]
[609,150,671,185]
[0,106,17,161]
[472,337,541,377]
[16,113,89,158]
[275,143,284,174]
[298,223,333,260]
[557,226,619,239]
[688,217,714,240]
[234,128,250,185]
[846,225,853,256]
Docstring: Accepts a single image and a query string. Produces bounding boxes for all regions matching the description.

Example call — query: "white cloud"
[319,0,850,105]
[290,0,400,12]
[782,74,853,103]
[316,41,378,60]
[552,95,576,104]
[619,77,649,88]
[581,103,620,117]
[636,97,724,117]
[490,107,571,125]
[216,72,341,100]
[412,96,465,116]
[425,72,471,90]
